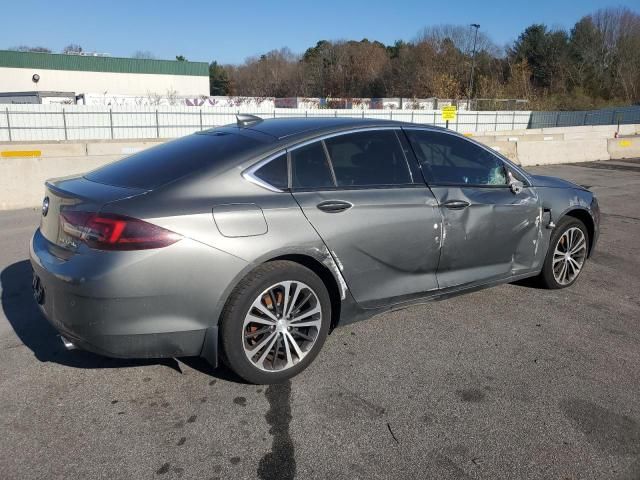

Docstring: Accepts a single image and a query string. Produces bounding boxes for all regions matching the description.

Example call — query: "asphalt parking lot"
[1,159,640,480]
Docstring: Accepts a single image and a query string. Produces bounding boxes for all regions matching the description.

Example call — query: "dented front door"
[431,185,541,289]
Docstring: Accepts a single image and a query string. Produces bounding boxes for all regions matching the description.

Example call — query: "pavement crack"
[386,422,399,444]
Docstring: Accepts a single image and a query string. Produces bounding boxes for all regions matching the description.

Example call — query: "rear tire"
[219,261,331,384]
[538,216,589,289]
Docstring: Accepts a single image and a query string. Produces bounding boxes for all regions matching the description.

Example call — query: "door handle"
[317,200,353,213]
[442,200,470,210]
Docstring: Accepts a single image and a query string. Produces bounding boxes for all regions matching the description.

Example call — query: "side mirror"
[507,171,524,194]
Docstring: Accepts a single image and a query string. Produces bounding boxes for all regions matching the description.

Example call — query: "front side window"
[406,130,507,186]
[290,142,335,189]
[324,130,412,187]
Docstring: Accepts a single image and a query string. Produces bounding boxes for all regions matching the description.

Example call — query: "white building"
[0,50,209,102]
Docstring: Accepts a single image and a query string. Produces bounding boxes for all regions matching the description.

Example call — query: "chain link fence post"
[155,109,160,138]
[5,108,11,142]
[62,108,68,140]
[109,109,114,139]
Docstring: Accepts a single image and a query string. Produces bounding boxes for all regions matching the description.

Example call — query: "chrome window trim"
[242,126,407,193]
[402,126,533,187]
[242,150,288,193]
[286,126,402,153]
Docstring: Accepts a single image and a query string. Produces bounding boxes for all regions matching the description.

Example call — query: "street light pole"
[468,23,480,107]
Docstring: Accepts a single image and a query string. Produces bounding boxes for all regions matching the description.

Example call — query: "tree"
[9,45,51,53]
[509,24,569,89]
[132,50,156,59]
[176,55,187,61]
[209,61,230,95]
[63,44,83,54]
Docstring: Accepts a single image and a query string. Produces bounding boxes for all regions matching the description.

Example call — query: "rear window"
[85,133,262,189]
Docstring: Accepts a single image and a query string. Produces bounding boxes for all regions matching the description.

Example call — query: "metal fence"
[529,106,640,129]
[0,105,533,142]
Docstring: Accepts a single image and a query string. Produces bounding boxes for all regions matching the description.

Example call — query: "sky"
[2,0,638,64]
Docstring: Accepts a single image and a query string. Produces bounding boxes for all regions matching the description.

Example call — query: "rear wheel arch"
[217,253,343,330]
[269,254,342,329]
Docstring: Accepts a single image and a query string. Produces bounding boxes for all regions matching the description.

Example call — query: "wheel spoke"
[568,256,582,272]
[290,305,321,323]
[285,330,305,360]
[290,291,312,316]
[248,330,276,355]
[570,238,586,254]
[559,262,568,283]
[286,284,303,317]
[280,282,292,319]
[246,313,276,326]
[290,319,322,329]
[252,301,277,321]
[291,329,314,342]
[268,289,280,317]
[245,326,271,339]
[283,332,293,368]
[256,333,279,367]
[272,333,283,368]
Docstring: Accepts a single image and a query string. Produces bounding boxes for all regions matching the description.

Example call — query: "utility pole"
[468,23,480,107]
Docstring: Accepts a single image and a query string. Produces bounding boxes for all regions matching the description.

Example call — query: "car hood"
[530,174,587,191]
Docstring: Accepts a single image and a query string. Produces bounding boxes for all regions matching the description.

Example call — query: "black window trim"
[402,126,532,189]
[288,127,417,192]
[244,126,442,193]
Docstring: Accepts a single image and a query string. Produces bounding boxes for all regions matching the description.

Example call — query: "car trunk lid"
[40,175,148,250]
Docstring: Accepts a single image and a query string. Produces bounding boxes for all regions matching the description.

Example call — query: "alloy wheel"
[552,226,587,285]
[242,281,322,372]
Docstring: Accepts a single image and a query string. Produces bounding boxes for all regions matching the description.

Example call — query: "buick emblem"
[42,196,49,217]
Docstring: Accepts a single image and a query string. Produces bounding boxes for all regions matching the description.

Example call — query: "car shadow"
[1,259,243,382]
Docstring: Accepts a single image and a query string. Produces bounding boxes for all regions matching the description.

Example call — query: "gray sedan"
[30,116,599,384]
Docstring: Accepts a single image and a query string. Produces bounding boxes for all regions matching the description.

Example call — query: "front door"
[289,129,442,308]
[404,128,541,289]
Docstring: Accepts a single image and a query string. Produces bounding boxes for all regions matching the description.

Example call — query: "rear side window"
[406,130,507,186]
[324,130,412,187]
[86,133,262,189]
[254,154,288,189]
[290,142,335,189]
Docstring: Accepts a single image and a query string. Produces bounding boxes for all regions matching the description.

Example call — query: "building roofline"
[0,50,208,77]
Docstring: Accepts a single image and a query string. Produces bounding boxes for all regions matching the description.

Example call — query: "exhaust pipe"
[59,335,76,350]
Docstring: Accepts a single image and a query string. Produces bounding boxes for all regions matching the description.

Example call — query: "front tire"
[538,216,589,289]
[219,261,331,384]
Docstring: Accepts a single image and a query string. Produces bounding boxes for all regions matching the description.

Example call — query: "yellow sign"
[441,106,457,122]
[619,140,631,147]
[1,150,42,157]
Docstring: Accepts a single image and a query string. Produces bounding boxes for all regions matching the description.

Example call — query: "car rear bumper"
[29,228,245,365]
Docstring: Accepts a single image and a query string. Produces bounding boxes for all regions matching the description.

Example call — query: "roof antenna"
[236,114,263,127]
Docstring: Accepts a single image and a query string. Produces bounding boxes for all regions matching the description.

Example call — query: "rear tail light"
[60,211,182,250]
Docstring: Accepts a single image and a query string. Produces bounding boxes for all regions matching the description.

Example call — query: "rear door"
[290,129,441,308]
[404,128,541,289]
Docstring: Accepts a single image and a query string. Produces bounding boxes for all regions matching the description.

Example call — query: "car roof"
[198,116,448,144]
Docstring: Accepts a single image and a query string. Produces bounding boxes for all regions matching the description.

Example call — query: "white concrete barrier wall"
[1,126,638,210]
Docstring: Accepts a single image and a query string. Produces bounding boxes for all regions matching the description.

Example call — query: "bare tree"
[132,50,156,60]
[63,44,83,54]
